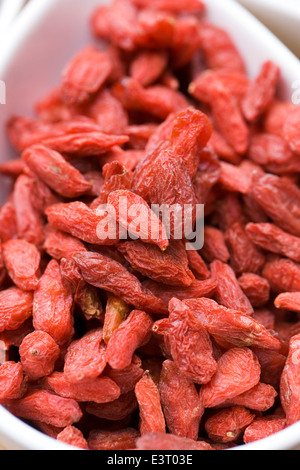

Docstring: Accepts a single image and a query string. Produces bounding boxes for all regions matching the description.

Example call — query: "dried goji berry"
[224,222,265,275]
[136,432,213,450]
[106,310,153,370]
[243,416,286,444]
[252,173,300,237]
[0,362,27,401]
[248,133,300,175]
[2,239,40,291]
[73,251,167,314]
[56,426,89,450]
[241,61,280,122]
[43,226,86,261]
[210,260,254,315]
[0,200,18,243]
[262,257,300,293]
[201,226,230,264]
[238,273,270,307]
[130,51,167,87]
[19,331,60,381]
[204,406,255,443]
[45,371,120,404]
[46,201,119,246]
[113,78,188,120]
[63,328,107,383]
[199,347,261,408]
[22,144,92,198]
[61,46,113,104]
[107,189,169,251]
[86,391,138,422]
[86,88,129,136]
[32,259,74,346]
[183,298,282,351]
[0,287,33,333]
[283,106,300,154]
[198,22,246,73]
[246,222,300,263]
[280,333,300,426]
[141,277,217,306]
[159,360,204,440]
[168,298,217,384]
[131,0,205,12]
[5,388,83,428]
[219,382,277,412]
[13,175,45,249]
[88,428,139,450]
[135,371,166,435]
[104,357,144,395]
[118,240,194,287]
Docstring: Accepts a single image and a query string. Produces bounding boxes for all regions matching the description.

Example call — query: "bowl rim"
[237,0,300,17]
[0,0,300,451]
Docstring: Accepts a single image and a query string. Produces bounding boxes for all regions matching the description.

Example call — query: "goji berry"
[118,239,194,287]
[252,173,300,237]
[107,189,169,251]
[159,360,204,440]
[22,144,92,198]
[243,416,286,444]
[210,260,254,315]
[32,259,74,346]
[2,239,40,291]
[280,333,300,426]
[0,287,33,333]
[183,298,282,351]
[238,273,270,307]
[73,251,167,314]
[219,382,277,412]
[199,347,261,408]
[241,61,280,122]
[61,46,113,105]
[168,298,217,384]
[19,331,60,381]
[88,428,139,450]
[63,328,107,383]
[136,432,213,450]
[0,362,27,401]
[224,222,265,275]
[5,388,83,428]
[283,106,300,154]
[45,371,120,404]
[86,391,138,422]
[246,222,300,263]
[135,371,166,435]
[56,426,89,450]
[204,406,255,443]
[106,310,153,370]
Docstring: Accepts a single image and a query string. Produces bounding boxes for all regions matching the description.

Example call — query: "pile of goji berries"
[0,0,300,450]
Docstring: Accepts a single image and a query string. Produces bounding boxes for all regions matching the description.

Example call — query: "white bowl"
[0,0,300,451]
[236,0,300,57]
[0,0,27,40]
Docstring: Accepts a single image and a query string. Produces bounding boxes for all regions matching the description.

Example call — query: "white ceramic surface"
[236,0,300,57]
[0,0,300,450]
[0,0,27,41]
